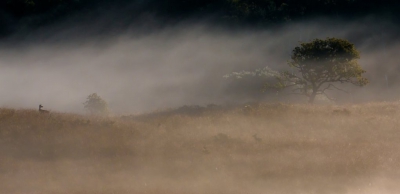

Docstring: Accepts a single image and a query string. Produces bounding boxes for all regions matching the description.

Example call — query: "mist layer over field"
[1,102,400,194]
[1,8,400,193]
[0,17,399,114]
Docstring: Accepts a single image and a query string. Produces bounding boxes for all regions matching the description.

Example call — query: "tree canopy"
[224,37,368,103]
[83,93,109,116]
[273,38,368,103]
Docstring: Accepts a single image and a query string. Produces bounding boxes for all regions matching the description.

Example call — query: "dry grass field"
[1,101,400,194]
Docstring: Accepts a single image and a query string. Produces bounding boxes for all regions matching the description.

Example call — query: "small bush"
[83,93,109,116]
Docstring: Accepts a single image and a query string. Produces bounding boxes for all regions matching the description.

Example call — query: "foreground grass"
[1,102,400,194]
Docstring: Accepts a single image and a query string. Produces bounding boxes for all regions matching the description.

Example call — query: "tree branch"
[321,83,349,93]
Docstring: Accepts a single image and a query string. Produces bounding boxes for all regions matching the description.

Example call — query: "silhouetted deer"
[39,104,49,114]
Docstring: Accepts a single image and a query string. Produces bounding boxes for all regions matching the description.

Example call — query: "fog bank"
[0,18,399,114]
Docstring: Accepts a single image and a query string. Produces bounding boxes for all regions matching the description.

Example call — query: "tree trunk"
[308,92,317,104]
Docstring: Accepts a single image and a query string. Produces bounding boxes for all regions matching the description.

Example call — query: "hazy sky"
[0,17,399,114]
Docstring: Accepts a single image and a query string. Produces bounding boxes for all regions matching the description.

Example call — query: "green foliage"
[225,37,369,103]
[275,37,368,103]
[289,38,368,86]
[83,93,109,116]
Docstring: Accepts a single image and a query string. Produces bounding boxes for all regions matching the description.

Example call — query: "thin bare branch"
[321,83,349,93]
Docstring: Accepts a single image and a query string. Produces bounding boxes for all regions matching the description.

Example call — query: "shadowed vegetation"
[1,0,400,37]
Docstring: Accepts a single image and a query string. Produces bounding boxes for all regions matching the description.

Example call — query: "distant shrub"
[83,93,109,116]
[214,133,230,144]
[332,108,351,116]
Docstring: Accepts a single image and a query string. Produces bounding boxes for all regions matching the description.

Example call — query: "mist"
[2,10,400,194]
[0,16,399,114]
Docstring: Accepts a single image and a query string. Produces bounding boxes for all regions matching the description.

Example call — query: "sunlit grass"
[1,101,400,193]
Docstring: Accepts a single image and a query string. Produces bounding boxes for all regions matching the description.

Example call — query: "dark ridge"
[1,0,400,38]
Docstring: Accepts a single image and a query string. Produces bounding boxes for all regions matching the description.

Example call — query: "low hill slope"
[1,102,400,194]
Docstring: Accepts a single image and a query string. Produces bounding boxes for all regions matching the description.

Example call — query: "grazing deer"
[39,104,49,114]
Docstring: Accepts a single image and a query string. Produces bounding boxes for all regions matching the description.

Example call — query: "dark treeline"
[1,0,399,37]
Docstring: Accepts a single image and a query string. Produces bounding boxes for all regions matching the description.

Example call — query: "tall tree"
[224,37,369,103]
[275,37,368,103]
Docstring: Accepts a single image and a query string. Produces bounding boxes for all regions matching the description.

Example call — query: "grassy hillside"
[1,102,400,193]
